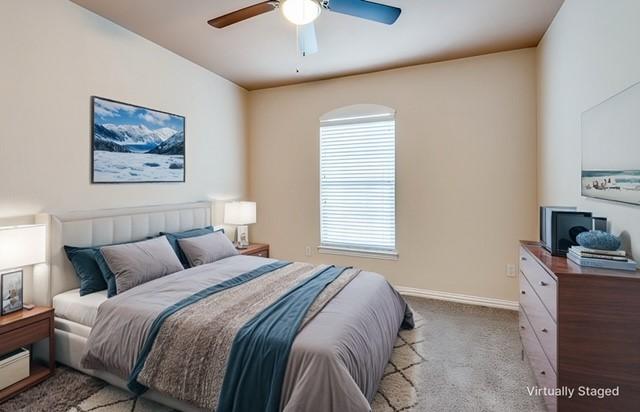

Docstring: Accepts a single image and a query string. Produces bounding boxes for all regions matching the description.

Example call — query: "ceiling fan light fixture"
[281,0,322,26]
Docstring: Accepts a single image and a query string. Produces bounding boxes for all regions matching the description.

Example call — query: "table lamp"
[0,224,46,314]
[224,202,256,249]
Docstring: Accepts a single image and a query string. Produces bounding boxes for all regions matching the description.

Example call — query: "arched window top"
[320,104,395,125]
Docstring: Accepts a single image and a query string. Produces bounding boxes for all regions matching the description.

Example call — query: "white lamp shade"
[0,224,46,271]
[224,202,257,225]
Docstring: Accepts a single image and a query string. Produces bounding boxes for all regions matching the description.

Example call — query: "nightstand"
[0,307,55,402]
[237,243,270,258]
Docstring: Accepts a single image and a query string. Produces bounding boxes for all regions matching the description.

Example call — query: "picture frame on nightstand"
[1,270,23,316]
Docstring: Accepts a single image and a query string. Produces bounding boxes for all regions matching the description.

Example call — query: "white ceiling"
[71,0,563,90]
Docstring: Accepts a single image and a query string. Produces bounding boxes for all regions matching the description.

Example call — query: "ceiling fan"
[207,0,401,57]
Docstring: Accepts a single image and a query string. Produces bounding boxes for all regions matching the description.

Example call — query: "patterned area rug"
[371,312,426,411]
[0,297,544,412]
[67,386,173,412]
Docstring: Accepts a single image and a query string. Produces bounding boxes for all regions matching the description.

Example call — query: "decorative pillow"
[177,231,239,267]
[94,251,118,298]
[100,236,184,295]
[64,246,108,296]
[102,239,152,298]
[160,226,224,268]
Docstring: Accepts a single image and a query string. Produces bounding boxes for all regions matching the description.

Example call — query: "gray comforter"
[82,255,412,412]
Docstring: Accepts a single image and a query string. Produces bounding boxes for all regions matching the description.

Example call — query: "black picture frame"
[1,269,24,316]
[91,96,186,184]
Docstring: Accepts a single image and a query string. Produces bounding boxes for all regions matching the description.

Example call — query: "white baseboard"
[396,286,518,311]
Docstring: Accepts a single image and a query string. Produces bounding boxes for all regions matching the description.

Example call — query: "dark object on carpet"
[0,366,106,412]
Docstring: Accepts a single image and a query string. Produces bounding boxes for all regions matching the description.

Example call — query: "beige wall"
[0,0,247,303]
[537,0,640,260]
[248,49,538,302]
[0,0,248,221]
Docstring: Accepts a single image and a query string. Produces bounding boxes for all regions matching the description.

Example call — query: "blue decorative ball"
[576,230,621,251]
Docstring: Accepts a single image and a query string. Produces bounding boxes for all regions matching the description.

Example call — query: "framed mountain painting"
[581,81,640,206]
[91,96,185,183]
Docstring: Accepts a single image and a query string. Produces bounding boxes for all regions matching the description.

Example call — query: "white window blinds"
[320,115,396,253]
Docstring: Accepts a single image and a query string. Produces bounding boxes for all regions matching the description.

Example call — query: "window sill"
[317,246,399,261]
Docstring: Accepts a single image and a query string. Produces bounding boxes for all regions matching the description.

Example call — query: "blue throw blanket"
[217,265,350,412]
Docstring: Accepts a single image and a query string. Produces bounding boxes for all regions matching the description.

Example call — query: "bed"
[40,202,411,412]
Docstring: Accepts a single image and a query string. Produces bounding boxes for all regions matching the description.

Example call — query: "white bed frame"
[35,202,216,412]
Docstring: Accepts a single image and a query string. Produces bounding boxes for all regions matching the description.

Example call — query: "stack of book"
[567,246,637,271]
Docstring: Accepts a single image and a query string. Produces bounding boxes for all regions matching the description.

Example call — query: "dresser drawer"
[253,250,269,258]
[519,273,557,372]
[520,248,557,319]
[519,309,557,412]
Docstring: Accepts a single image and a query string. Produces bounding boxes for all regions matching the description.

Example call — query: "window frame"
[317,111,398,260]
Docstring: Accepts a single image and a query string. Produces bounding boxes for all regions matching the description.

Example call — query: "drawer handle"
[541,328,548,333]
[540,371,546,376]
[520,325,525,330]
[539,281,548,287]
[521,256,527,261]
[521,290,526,295]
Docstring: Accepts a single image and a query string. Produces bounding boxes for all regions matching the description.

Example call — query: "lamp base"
[236,225,249,249]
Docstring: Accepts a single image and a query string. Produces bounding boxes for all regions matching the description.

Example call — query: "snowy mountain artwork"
[92,97,185,183]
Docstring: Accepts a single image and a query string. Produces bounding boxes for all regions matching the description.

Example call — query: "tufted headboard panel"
[45,202,211,304]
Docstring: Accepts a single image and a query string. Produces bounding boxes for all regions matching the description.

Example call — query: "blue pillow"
[64,246,108,296]
[95,251,118,298]
[161,226,223,268]
[66,240,133,299]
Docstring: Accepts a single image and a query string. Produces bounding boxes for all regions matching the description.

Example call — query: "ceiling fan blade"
[298,22,318,57]
[326,0,401,25]
[208,1,279,28]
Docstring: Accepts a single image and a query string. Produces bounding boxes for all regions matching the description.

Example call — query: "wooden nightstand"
[237,243,270,258]
[0,307,55,402]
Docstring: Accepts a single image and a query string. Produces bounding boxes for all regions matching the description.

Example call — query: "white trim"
[320,113,395,126]
[396,286,518,311]
[318,245,399,260]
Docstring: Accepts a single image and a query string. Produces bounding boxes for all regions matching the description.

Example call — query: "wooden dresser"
[519,241,640,412]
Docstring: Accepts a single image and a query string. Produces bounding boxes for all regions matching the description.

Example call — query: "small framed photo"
[1,270,23,316]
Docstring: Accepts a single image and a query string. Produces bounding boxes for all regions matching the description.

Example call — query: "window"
[319,106,396,258]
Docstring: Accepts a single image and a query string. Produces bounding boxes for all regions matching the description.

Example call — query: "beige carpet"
[0,297,545,412]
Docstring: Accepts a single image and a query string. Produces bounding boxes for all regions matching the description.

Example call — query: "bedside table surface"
[0,307,53,327]
[238,243,268,251]
[237,243,270,257]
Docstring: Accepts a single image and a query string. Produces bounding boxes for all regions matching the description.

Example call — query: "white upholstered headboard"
[41,202,212,305]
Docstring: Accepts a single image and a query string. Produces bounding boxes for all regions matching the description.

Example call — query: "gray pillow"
[177,231,238,267]
[100,236,183,294]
